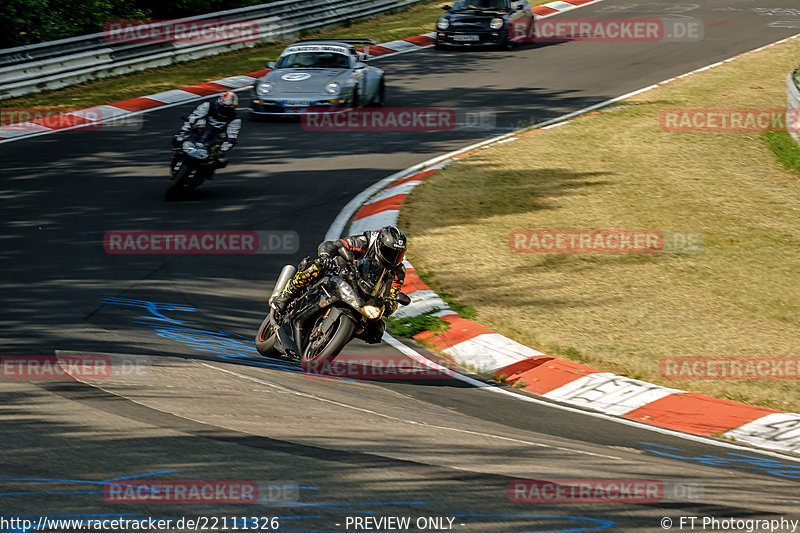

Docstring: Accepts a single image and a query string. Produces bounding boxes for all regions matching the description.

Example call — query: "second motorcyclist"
[172,91,242,164]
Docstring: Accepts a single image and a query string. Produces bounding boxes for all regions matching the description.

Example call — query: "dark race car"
[435,0,535,50]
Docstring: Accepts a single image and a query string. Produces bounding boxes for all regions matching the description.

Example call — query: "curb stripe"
[399,268,431,295]
[390,168,439,188]
[624,392,777,435]
[110,97,165,112]
[403,35,436,46]
[350,209,400,234]
[533,6,559,15]
[244,69,270,79]
[541,373,684,416]
[508,358,601,395]
[364,45,396,57]
[181,82,233,96]
[354,195,407,220]
[414,315,494,351]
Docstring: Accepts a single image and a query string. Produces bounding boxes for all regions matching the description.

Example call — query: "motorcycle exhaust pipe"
[268,264,297,305]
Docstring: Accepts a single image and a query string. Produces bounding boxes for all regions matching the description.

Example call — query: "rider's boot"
[272,281,301,314]
[271,262,323,314]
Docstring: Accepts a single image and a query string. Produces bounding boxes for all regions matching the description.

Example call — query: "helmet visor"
[378,245,404,266]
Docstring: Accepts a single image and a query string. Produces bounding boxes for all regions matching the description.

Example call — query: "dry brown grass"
[399,37,800,411]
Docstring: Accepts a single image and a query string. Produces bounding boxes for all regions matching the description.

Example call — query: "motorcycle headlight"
[437,17,450,30]
[362,305,383,320]
[337,279,362,309]
[257,81,273,94]
[325,82,341,95]
[182,140,194,151]
[490,18,504,30]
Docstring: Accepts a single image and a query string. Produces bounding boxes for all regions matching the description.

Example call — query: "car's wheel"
[434,39,445,50]
[350,87,359,108]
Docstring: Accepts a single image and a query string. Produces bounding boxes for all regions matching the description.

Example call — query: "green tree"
[0,0,149,48]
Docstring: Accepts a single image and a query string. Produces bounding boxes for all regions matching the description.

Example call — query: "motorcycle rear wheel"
[255,310,280,357]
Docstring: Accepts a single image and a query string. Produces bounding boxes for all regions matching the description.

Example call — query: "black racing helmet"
[373,226,407,268]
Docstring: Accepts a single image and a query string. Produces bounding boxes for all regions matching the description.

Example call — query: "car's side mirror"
[267,61,276,69]
[516,4,524,10]
[442,4,451,10]
[357,52,369,62]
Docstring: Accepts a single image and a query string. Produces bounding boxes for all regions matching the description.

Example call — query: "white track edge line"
[195,359,624,460]
[327,33,800,461]
[381,334,800,463]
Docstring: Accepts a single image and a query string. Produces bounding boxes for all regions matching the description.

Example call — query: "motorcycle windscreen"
[357,258,389,298]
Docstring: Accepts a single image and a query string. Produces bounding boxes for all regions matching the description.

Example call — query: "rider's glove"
[219,141,233,153]
[385,286,402,316]
[320,254,337,271]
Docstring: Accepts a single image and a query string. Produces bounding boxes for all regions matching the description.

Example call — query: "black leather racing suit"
[274,231,406,335]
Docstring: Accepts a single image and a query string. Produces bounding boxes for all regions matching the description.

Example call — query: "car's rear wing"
[290,39,377,59]
[291,39,377,45]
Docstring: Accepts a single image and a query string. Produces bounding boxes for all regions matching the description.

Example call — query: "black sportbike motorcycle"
[165,123,228,200]
[255,253,411,366]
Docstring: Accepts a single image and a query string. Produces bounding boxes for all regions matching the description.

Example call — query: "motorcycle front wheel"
[302,311,355,366]
[165,163,192,201]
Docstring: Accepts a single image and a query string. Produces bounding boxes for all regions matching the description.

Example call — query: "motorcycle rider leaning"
[271,226,408,333]
[173,91,242,161]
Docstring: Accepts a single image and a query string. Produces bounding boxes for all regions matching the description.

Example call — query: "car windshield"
[452,0,510,10]
[276,52,350,69]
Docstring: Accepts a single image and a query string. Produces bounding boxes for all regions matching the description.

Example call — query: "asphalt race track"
[2,1,800,531]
